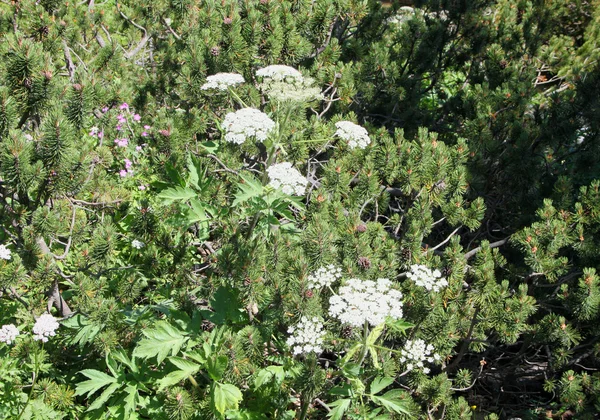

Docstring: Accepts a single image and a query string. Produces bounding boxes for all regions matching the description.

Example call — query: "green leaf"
[232,174,264,207]
[207,355,229,381]
[366,323,385,346]
[254,365,285,388]
[371,390,412,416]
[201,287,247,325]
[132,321,188,364]
[370,376,394,395]
[211,383,243,416]
[158,186,196,204]
[385,319,414,336]
[75,369,117,398]
[327,398,351,420]
[157,356,202,391]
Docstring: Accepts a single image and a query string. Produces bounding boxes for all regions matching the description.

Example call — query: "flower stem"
[358,321,370,366]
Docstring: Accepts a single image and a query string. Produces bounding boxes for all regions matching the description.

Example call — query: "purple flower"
[124,158,133,169]
[98,131,104,139]
[89,127,99,136]
[143,125,151,130]
[119,169,128,177]
[138,184,146,191]
[120,103,129,110]
[116,124,122,131]
[136,146,142,151]
[114,138,129,147]
[102,106,109,113]
[117,114,126,123]
[141,132,148,137]
[133,114,141,122]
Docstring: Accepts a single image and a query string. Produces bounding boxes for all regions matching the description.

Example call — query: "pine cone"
[210,46,220,56]
[341,325,353,338]
[358,256,371,269]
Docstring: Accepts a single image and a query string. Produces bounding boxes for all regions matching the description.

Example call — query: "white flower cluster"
[0,324,19,345]
[131,239,145,249]
[32,314,60,343]
[222,108,275,144]
[267,162,308,195]
[286,316,326,355]
[334,121,371,149]
[328,278,403,327]
[407,265,448,292]
[307,264,342,289]
[256,65,303,82]
[201,73,245,91]
[0,244,11,260]
[399,339,440,374]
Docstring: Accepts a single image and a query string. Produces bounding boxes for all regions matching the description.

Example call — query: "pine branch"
[464,238,510,260]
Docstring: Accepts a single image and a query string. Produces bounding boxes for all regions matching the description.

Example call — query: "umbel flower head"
[0,324,19,345]
[399,339,440,374]
[222,108,275,144]
[32,314,60,343]
[256,65,303,82]
[256,65,322,103]
[0,244,11,260]
[286,316,326,355]
[328,278,403,327]
[335,121,371,149]
[267,162,308,195]
[307,264,342,289]
[201,73,245,91]
[407,264,448,292]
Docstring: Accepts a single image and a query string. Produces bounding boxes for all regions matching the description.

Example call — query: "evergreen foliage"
[0,0,599,418]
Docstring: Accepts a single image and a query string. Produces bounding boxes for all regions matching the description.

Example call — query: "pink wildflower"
[124,159,132,169]
[101,106,109,113]
[141,132,148,137]
[138,184,146,191]
[133,114,141,122]
[143,125,151,129]
[120,103,129,110]
[136,146,142,151]
[119,170,128,177]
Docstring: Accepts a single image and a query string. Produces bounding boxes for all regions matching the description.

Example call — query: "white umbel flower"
[0,324,19,345]
[399,339,440,374]
[32,314,60,343]
[334,121,371,149]
[307,265,342,289]
[0,244,11,260]
[328,278,403,327]
[131,239,145,249]
[406,265,448,292]
[267,162,308,196]
[286,316,326,355]
[256,65,303,82]
[222,108,275,144]
[201,73,245,91]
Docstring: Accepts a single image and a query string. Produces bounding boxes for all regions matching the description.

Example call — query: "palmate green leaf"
[207,355,228,381]
[211,382,243,416]
[88,382,120,411]
[370,376,394,395]
[75,369,117,398]
[253,365,285,388]
[158,186,196,204]
[132,321,188,364]
[370,389,412,417]
[232,174,264,207]
[20,398,64,420]
[158,356,202,390]
[327,398,352,420]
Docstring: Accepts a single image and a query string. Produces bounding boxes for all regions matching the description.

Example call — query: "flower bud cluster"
[328,278,403,327]
[201,73,245,91]
[222,108,275,144]
[307,264,342,289]
[32,314,60,343]
[335,121,371,149]
[399,339,440,374]
[267,162,308,195]
[407,265,448,292]
[0,324,19,344]
[132,239,145,249]
[286,316,325,355]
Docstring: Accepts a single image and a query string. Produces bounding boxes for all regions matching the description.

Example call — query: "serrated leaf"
[385,319,414,335]
[75,369,117,397]
[366,323,385,346]
[327,398,351,420]
[207,355,228,381]
[254,365,285,388]
[232,174,264,207]
[132,321,188,364]
[371,390,412,416]
[370,377,394,395]
[88,382,120,411]
[211,383,243,416]
[158,186,196,204]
